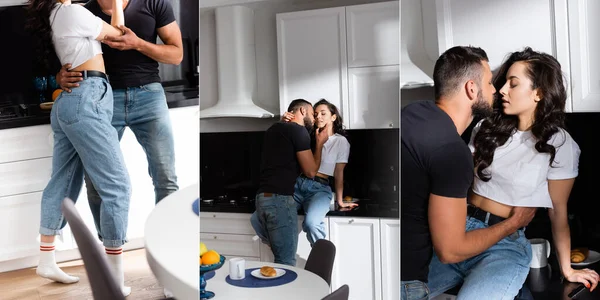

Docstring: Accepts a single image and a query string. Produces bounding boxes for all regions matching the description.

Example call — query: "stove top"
[200,195,254,207]
[0,102,36,121]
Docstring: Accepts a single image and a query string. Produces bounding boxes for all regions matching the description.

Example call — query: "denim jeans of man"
[427,217,532,300]
[40,77,131,248]
[293,176,332,246]
[83,82,178,241]
[401,280,429,300]
[251,193,298,266]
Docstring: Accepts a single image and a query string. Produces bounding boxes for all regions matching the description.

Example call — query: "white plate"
[572,250,600,266]
[250,268,286,279]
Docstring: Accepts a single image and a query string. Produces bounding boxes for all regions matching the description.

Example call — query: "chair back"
[322,284,349,300]
[305,239,336,286]
[61,198,125,300]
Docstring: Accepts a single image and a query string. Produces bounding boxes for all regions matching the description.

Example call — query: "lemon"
[200,242,208,256]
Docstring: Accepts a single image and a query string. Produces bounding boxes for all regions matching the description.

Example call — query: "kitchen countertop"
[0,97,198,130]
[526,253,600,300]
[199,198,399,219]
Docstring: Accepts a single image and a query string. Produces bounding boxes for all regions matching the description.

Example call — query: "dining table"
[204,260,331,300]
[145,182,200,300]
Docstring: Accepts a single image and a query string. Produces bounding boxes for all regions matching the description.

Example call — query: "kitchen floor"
[0,249,166,300]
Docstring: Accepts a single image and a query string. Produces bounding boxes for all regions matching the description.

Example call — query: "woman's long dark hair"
[25,0,57,74]
[473,47,566,181]
[310,99,348,150]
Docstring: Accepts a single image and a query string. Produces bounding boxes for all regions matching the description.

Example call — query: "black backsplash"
[200,128,399,203]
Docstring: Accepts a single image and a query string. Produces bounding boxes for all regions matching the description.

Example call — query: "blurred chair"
[61,197,125,300]
[305,239,336,286]
[322,284,349,300]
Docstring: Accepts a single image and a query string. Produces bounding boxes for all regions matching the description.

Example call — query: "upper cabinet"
[567,0,600,112]
[276,7,349,128]
[276,1,399,130]
[346,1,399,68]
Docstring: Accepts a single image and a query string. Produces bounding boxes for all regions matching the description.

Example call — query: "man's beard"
[303,116,313,132]
[471,90,493,118]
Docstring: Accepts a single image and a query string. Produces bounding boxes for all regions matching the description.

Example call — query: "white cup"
[529,238,551,268]
[229,257,246,280]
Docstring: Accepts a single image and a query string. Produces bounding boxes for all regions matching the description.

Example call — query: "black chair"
[61,198,126,300]
[305,239,336,286]
[322,284,349,300]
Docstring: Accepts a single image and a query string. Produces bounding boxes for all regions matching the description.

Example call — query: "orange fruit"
[52,89,62,101]
[201,250,220,265]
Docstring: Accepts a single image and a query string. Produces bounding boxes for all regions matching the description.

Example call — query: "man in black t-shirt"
[55,0,183,297]
[251,99,329,266]
[401,46,536,300]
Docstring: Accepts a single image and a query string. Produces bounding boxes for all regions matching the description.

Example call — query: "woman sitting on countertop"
[252,99,358,247]
[26,0,132,296]
[427,47,600,299]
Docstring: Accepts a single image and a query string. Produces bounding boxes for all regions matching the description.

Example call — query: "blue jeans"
[83,82,178,242]
[401,280,429,300]
[427,217,532,300]
[293,176,332,246]
[251,193,298,266]
[40,77,131,248]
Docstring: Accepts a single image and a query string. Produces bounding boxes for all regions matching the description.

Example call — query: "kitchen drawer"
[0,125,53,164]
[0,157,52,197]
[0,192,43,261]
[200,212,254,235]
[200,233,260,258]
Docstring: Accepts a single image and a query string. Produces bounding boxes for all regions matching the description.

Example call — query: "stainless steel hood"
[401,0,435,89]
[200,5,275,119]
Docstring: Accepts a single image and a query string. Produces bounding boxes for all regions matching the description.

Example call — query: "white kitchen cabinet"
[0,124,53,164]
[0,0,26,7]
[0,192,43,261]
[348,65,399,129]
[567,0,600,112]
[200,212,255,235]
[200,233,261,258]
[380,219,399,300]
[329,217,381,300]
[345,1,399,68]
[0,157,52,197]
[432,0,571,111]
[276,7,349,128]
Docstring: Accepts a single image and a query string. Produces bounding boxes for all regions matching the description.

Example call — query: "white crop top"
[469,120,580,209]
[50,3,104,69]
[317,134,350,176]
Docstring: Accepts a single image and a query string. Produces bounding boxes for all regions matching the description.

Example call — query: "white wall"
[199,0,391,133]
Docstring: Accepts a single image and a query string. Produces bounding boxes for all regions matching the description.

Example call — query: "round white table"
[205,260,330,300]
[145,183,199,300]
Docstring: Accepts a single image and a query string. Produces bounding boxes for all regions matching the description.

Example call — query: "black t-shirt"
[401,100,474,283]
[85,0,176,89]
[258,122,311,196]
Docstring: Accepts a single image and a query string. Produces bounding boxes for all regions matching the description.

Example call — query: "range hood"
[401,0,435,89]
[200,5,274,119]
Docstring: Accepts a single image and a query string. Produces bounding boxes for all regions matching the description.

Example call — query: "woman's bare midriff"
[468,192,513,219]
[70,54,106,73]
[316,173,329,180]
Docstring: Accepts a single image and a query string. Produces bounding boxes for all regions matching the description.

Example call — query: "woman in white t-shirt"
[427,48,600,299]
[267,99,358,246]
[26,0,132,296]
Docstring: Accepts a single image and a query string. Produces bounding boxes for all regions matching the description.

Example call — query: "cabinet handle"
[213,214,216,218]
[389,123,393,127]
[349,219,354,224]
[214,236,217,239]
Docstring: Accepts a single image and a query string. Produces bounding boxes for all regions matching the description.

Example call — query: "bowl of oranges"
[200,242,225,300]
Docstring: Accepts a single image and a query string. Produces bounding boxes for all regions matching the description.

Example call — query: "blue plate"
[193,198,199,215]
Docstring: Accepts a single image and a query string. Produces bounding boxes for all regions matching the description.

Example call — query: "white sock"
[164,288,173,297]
[106,247,131,297]
[36,242,79,284]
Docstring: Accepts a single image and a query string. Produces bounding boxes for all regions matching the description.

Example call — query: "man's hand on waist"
[57,64,83,93]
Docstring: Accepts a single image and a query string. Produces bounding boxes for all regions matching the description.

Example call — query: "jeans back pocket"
[56,93,82,125]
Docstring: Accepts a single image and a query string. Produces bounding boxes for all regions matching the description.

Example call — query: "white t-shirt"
[318,134,350,176]
[50,3,104,69]
[469,120,580,209]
